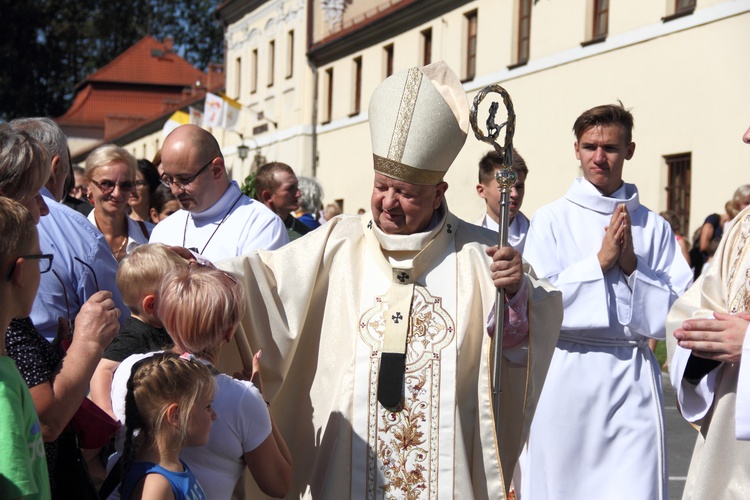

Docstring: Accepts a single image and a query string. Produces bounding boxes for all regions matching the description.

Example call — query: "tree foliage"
[0,0,223,121]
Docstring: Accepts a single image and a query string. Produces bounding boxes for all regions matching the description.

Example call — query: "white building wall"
[313,0,750,236]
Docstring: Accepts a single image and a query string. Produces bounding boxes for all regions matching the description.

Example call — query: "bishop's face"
[370,173,447,235]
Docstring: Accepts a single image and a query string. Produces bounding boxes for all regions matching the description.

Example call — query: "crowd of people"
[0,60,748,500]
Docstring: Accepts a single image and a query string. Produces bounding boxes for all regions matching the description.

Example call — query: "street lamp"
[237,143,249,160]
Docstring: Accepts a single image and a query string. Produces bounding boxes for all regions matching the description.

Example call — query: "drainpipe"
[309,62,318,178]
[307,0,318,178]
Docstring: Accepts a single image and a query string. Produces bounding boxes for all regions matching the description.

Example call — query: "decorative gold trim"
[373,155,444,186]
[388,67,423,162]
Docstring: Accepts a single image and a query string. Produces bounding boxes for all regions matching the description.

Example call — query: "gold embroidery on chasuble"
[359,286,455,500]
[727,213,750,313]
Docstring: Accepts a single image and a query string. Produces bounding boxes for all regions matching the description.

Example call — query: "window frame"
[464,10,478,81]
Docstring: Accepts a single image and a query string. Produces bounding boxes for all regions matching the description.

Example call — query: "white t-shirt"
[109,351,272,500]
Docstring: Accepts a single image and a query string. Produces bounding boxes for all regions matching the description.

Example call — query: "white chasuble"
[217,207,562,500]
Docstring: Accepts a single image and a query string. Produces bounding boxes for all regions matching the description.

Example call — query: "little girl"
[119,352,216,500]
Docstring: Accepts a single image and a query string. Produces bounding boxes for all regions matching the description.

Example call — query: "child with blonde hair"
[120,352,215,499]
[91,244,187,419]
[110,265,291,499]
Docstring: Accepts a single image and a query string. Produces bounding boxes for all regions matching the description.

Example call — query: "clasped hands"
[598,204,636,275]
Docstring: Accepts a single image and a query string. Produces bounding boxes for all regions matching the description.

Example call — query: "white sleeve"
[669,345,719,423]
[236,380,273,452]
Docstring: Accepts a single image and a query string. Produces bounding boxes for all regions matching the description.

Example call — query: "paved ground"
[663,372,698,500]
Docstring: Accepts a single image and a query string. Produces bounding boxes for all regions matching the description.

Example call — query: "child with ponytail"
[120,352,216,500]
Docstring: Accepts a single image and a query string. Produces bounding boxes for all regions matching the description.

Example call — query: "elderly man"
[521,103,693,499]
[254,162,313,241]
[666,123,750,499]
[220,62,562,499]
[10,117,127,342]
[149,125,287,260]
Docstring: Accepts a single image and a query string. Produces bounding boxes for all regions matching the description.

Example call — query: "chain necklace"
[94,210,129,260]
[113,236,128,260]
[182,193,244,255]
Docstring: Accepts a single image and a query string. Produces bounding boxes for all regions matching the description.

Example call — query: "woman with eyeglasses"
[128,159,160,224]
[85,145,150,261]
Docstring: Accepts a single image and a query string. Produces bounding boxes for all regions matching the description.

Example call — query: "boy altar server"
[520,102,692,499]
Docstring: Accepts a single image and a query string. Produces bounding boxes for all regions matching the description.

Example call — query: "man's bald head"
[160,125,229,213]
[163,124,222,161]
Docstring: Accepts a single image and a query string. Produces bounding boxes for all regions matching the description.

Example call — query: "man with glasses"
[149,124,288,260]
[9,118,128,343]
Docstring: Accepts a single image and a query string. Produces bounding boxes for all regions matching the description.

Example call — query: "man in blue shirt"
[10,118,128,342]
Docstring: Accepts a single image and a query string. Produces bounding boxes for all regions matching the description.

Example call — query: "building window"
[268,40,275,87]
[593,0,608,40]
[251,49,258,94]
[384,44,394,78]
[664,0,696,21]
[665,153,691,238]
[323,67,333,124]
[352,56,362,116]
[421,28,432,66]
[235,57,242,98]
[286,30,294,79]
[518,0,531,64]
[465,10,478,81]
[676,0,696,14]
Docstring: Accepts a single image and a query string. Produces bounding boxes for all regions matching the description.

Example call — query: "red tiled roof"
[56,36,220,140]
[83,35,206,88]
[57,85,202,130]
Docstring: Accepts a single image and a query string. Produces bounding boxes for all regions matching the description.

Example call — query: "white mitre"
[369,61,469,185]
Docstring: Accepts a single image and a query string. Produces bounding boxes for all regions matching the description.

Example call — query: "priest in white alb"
[665,123,750,499]
[520,102,693,499]
[218,62,562,499]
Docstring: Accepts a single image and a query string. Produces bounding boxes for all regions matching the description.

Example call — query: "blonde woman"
[85,145,151,261]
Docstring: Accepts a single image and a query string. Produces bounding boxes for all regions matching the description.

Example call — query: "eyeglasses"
[5,254,53,281]
[90,179,135,194]
[160,158,215,190]
[134,180,148,188]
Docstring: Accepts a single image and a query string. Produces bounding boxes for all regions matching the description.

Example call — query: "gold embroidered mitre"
[369,61,469,185]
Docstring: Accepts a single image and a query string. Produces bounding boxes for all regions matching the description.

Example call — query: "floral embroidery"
[378,372,429,499]
[728,213,750,313]
[359,286,455,499]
